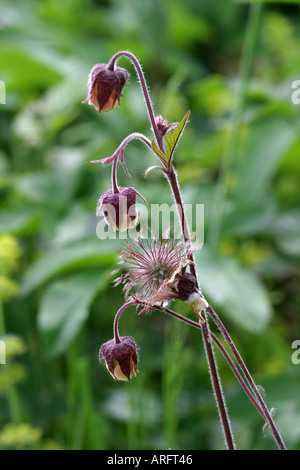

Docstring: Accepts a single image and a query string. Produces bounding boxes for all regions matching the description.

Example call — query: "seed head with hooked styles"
[113,235,197,308]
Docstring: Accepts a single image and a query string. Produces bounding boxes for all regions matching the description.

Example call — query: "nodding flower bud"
[99,336,139,382]
[83,63,129,113]
[155,115,179,137]
[97,187,141,232]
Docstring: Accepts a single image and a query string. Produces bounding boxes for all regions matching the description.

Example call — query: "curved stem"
[111,156,119,194]
[108,51,163,150]
[116,132,152,153]
[115,132,152,178]
[113,300,137,344]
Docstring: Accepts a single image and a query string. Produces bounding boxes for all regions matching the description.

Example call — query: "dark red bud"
[97,187,141,232]
[99,336,139,381]
[83,63,129,113]
[155,115,179,137]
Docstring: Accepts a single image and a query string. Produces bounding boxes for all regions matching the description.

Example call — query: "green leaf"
[21,240,116,295]
[151,139,168,165]
[165,110,190,165]
[271,211,300,258]
[195,248,272,332]
[0,46,62,92]
[37,271,107,357]
[0,209,40,235]
[221,200,276,238]
[235,118,295,201]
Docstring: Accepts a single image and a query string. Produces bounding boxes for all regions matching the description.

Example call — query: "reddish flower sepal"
[83,63,129,113]
[99,336,139,382]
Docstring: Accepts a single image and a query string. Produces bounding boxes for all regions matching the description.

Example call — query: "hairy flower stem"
[130,299,266,422]
[166,166,235,449]
[111,155,119,194]
[108,51,163,150]
[167,165,197,280]
[116,132,152,154]
[205,302,287,450]
[161,305,266,420]
[113,300,137,344]
[201,317,235,449]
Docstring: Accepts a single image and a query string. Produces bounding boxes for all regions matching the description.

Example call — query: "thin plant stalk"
[111,156,119,194]
[115,300,266,426]
[158,305,266,421]
[167,165,198,281]
[113,300,136,344]
[201,314,235,450]
[206,302,286,450]
[166,165,235,449]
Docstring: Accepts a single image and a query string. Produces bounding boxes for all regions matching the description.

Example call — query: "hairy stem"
[201,314,235,449]
[206,301,286,450]
[116,132,152,152]
[111,155,119,194]
[108,51,163,150]
[167,165,198,282]
[113,300,137,344]
[133,300,266,423]
[166,166,235,450]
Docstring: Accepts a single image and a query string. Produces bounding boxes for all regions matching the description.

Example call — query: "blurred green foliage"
[0,0,300,450]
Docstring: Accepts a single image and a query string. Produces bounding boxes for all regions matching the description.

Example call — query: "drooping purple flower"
[97,187,140,232]
[99,336,139,382]
[83,63,129,113]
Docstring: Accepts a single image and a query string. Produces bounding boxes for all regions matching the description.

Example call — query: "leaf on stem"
[151,139,169,166]
[164,110,190,166]
[151,111,190,167]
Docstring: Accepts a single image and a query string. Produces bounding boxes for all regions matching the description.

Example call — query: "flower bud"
[83,63,129,113]
[155,115,179,137]
[99,336,139,382]
[97,187,140,232]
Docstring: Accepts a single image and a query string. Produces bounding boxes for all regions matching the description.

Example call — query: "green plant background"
[0,0,299,450]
